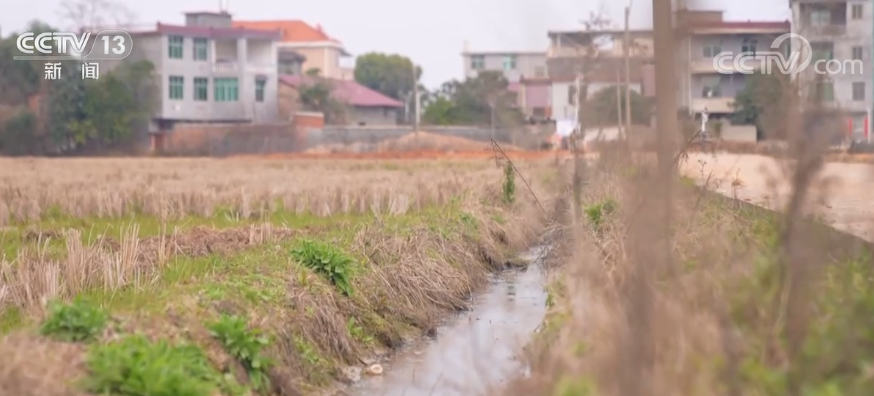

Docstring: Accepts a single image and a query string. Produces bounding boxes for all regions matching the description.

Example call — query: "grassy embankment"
[0,157,558,396]
[511,155,874,396]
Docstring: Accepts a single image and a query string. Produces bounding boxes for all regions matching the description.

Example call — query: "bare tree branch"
[58,0,137,31]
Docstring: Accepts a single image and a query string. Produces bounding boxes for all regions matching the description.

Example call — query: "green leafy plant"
[39,298,108,342]
[584,198,617,232]
[290,239,355,296]
[502,161,516,205]
[208,314,273,393]
[346,317,373,344]
[82,335,220,396]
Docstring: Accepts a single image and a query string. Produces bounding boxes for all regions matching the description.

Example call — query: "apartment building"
[125,11,281,129]
[233,20,353,80]
[676,10,791,118]
[790,0,872,138]
[545,29,653,123]
[461,43,548,82]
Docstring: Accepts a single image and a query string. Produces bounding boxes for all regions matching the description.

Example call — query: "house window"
[503,55,516,70]
[255,79,266,102]
[853,82,865,101]
[741,37,757,54]
[168,76,184,99]
[214,78,239,102]
[701,76,721,97]
[702,42,721,58]
[810,9,831,26]
[534,66,546,77]
[470,55,484,70]
[809,82,834,101]
[852,46,863,60]
[567,85,577,105]
[852,4,863,19]
[810,42,833,61]
[193,38,208,61]
[194,77,208,101]
[168,35,184,59]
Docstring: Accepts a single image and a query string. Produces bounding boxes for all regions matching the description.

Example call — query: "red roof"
[279,75,403,108]
[232,20,340,43]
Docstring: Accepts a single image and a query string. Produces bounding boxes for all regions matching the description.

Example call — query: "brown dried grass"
[0,156,559,396]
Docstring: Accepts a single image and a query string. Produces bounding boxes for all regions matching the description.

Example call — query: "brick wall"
[163,123,301,156]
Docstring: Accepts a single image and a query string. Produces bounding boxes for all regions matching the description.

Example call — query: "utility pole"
[624,3,633,140]
[412,62,419,133]
[653,0,677,170]
[616,70,624,133]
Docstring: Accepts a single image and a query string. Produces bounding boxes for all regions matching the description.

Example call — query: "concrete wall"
[133,34,279,123]
[346,107,399,126]
[719,124,757,142]
[462,52,547,81]
[159,124,519,156]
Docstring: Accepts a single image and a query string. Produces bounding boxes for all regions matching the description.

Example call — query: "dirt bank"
[681,152,874,240]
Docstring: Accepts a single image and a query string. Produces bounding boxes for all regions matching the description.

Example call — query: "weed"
[290,239,355,296]
[207,314,273,394]
[502,161,516,205]
[346,316,373,344]
[584,198,617,232]
[82,335,221,396]
[39,298,107,342]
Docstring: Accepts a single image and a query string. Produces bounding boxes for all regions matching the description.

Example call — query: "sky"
[1,0,790,89]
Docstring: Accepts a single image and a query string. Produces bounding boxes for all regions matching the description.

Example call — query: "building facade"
[126,11,281,128]
[233,20,354,80]
[676,10,791,118]
[461,45,547,82]
[790,0,872,139]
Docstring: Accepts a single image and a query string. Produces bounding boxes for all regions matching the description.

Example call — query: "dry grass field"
[0,156,559,396]
[503,149,874,396]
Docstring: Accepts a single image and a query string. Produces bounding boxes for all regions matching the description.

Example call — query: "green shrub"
[502,161,516,205]
[39,298,107,342]
[82,335,220,396]
[208,314,273,393]
[290,239,354,296]
[584,198,617,232]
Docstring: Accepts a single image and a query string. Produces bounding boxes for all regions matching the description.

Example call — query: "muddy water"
[349,247,549,396]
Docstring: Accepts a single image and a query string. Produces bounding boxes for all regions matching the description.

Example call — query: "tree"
[298,69,347,124]
[731,71,790,139]
[353,53,421,101]
[586,87,652,127]
[421,96,456,125]
[421,72,522,126]
[58,0,136,29]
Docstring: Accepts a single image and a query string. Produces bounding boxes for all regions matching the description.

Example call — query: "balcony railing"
[211,61,275,74]
[805,24,847,36]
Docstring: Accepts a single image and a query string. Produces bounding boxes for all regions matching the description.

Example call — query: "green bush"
[82,335,220,396]
[208,314,273,393]
[39,298,108,342]
[502,161,516,205]
[584,198,617,232]
[290,239,355,296]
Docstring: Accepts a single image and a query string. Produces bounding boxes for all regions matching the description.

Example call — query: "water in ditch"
[347,246,549,396]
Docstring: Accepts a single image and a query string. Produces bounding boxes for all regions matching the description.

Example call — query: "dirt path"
[681,153,874,241]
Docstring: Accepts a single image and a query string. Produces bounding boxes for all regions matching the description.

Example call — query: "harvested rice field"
[0,156,561,396]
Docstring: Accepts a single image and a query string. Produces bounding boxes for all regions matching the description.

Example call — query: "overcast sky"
[1,0,789,88]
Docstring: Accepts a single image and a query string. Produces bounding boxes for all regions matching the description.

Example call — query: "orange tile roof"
[231,20,340,43]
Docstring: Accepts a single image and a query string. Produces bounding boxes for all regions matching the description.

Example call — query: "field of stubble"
[0,156,558,396]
